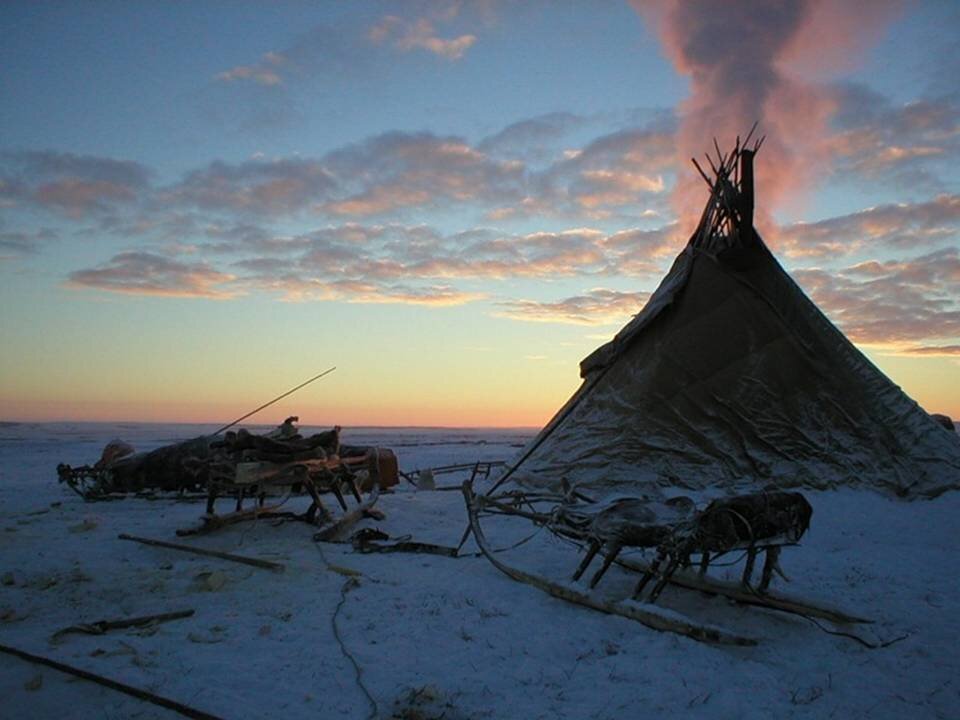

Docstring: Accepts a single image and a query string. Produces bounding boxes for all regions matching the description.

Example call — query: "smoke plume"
[636,0,903,233]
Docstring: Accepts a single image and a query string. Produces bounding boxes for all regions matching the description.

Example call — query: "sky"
[1,0,959,428]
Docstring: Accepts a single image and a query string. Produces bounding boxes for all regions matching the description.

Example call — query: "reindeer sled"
[58,416,397,539]
[177,418,397,537]
[463,479,871,646]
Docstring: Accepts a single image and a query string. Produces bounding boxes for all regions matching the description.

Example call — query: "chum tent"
[502,139,960,499]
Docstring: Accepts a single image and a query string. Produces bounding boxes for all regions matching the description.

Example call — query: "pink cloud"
[321,132,524,216]
[1,150,149,217]
[793,247,960,344]
[166,158,336,215]
[209,25,363,94]
[827,88,960,186]
[574,169,666,209]
[34,179,137,217]
[216,51,286,86]
[66,252,238,299]
[495,289,651,326]
[325,185,434,216]
[901,345,960,357]
[243,274,483,306]
[772,194,960,258]
[369,16,476,60]
[489,125,674,220]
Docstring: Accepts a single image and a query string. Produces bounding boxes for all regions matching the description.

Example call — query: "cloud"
[324,186,435,217]
[123,211,203,237]
[369,15,476,60]
[164,158,336,215]
[163,131,529,220]
[60,214,650,303]
[178,82,957,228]
[35,180,136,215]
[63,212,675,308]
[489,124,675,220]
[0,228,57,259]
[2,151,149,187]
[495,288,651,326]
[57,185,960,344]
[446,228,609,278]
[570,124,676,172]
[206,8,485,130]
[216,51,285,86]
[66,252,238,299]
[901,345,960,356]
[210,222,665,286]
[224,238,488,304]
[0,114,672,239]
[214,5,482,87]
[827,85,960,188]
[0,151,149,217]
[793,247,960,345]
[478,112,585,161]
[338,281,482,306]
[321,131,524,216]
[242,274,483,306]
[290,224,663,281]
[774,194,960,257]
[572,169,666,209]
[211,25,363,91]
[6,118,676,230]
[553,127,674,196]
[202,221,288,251]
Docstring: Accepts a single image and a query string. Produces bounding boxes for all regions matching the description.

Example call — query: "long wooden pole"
[212,366,336,436]
[118,533,285,572]
[0,643,223,720]
[52,609,195,640]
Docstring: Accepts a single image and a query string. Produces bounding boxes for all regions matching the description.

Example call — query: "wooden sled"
[178,449,391,538]
[463,480,871,646]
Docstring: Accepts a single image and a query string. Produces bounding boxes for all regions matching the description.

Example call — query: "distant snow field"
[1,422,958,719]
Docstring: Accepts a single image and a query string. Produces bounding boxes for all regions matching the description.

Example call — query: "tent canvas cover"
[507,143,960,499]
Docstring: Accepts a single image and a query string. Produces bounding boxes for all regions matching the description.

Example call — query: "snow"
[1,422,958,719]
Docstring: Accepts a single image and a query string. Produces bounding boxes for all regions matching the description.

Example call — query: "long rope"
[212,366,336,436]
[314,543,379,720]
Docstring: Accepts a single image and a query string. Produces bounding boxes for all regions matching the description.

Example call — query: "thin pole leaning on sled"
[212,366,337,436]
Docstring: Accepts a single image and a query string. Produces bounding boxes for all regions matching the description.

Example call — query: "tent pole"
[739,149,755,241]
[488,369,608,494]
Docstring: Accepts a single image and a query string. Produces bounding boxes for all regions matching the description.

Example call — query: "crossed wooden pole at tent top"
[689,123,765,253]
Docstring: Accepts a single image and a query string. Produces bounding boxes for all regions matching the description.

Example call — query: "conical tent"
[505,143,960,499]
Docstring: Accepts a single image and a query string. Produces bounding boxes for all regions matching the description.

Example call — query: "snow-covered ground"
[1,422,958,719]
